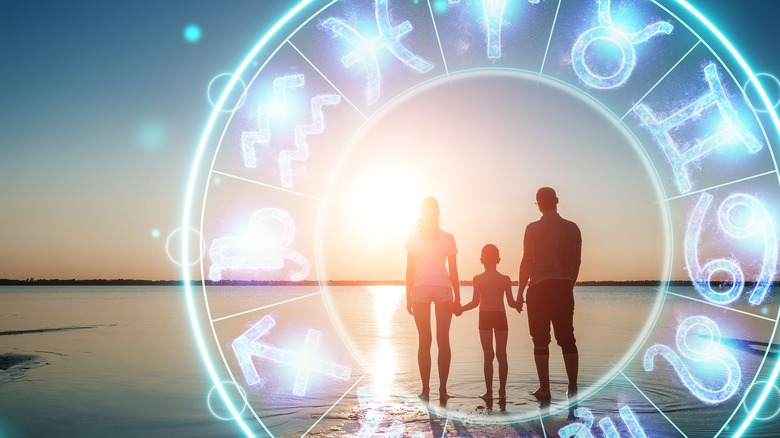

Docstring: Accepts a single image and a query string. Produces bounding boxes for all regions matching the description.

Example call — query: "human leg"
[527,285,552,400]
[434,300,454,403]
[412,301,432,400]
[550,282,578,395]
[495,329,509,400]
[478,329,494,401]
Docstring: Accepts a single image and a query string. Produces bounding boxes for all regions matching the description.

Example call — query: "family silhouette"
[405,188,582,406]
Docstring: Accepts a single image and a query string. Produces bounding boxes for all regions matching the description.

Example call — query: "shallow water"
[1,286,780,437]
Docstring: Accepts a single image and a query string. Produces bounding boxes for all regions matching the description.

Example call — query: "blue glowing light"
[558,407,594,437]
[166,227,204,266]
[718,193,778,305]
[571,0,672,89]
[322,0,434,104]
[151,229,160,239]
[644,315,741,404]
[208,208,310,282]
[278,94,341,188]
[207,73,247,113]
[633,63,763,194]
[184,24,202,43]
[241,74,305,168]
[138,121,167,149]
[481,0,508,59]
[559,406,646,438]
[685,192,777,306]
[685,193,745,305]
[207,381,249,421]
[232,314,351,396]
[744,73,780,113]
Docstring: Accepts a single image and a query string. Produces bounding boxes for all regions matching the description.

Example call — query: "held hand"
[515,301,524,314]
[453,302,462,317]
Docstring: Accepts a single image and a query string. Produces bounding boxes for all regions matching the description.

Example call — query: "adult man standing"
[516,187,581,401]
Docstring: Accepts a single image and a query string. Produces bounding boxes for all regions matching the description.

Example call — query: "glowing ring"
[744,73,780,113]
[206,73,248,113]
[165,227,205,266]
[571,26,634,89]
[180,0,780,436]
[207,381,249,421]
[742,380,780,421]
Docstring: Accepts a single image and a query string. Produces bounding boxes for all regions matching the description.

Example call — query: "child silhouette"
[459,244,516,404]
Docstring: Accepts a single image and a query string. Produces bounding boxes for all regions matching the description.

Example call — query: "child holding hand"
[459,244,516,403]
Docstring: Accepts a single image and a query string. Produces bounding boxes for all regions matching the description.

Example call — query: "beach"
[1,285,779,437]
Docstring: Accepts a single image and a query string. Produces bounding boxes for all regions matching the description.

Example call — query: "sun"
[349,168,421,241]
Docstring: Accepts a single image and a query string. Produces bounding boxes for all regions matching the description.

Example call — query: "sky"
[1,0,779,281]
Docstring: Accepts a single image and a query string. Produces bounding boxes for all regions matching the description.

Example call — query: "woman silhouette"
[405,197,461,403]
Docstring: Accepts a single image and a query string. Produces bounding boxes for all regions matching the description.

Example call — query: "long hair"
[416,197,441,241]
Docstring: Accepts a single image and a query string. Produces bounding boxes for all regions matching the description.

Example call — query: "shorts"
[412,286,453,304]
[479,311,508,331]
[526,279,577,354]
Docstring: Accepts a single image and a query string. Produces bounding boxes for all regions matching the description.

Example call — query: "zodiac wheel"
[182,0,780,436]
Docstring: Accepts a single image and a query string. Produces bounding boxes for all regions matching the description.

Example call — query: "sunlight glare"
[350,170,419,239]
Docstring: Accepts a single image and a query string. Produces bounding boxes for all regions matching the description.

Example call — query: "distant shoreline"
[1,279,763,287]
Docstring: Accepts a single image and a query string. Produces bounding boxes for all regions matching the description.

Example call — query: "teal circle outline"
[180,1,780,436]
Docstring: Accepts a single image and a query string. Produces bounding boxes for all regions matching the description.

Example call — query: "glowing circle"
[184,24,202,43]
[166,227,205,266]
[180,0,780,436]
[742,381,780,421]
[207,381,248,421]
[207,73,247,113]
[571,27,634,89]
[744,73,780,113]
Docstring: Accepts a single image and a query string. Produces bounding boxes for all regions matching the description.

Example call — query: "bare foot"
[498,389,507,403]
[530,388,551,401]
[418,392,430,402]
[479,392,493,403]
[567,385,578,398]
[439,390,451,406]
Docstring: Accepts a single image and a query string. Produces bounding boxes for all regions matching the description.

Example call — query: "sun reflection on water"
[370,286,405,400]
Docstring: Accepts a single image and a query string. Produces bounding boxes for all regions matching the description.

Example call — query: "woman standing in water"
[405,197,460,404]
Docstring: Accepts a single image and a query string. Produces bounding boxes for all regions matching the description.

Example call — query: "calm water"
[1,286,779,437]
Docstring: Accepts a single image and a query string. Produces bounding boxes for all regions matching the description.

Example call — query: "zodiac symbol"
[685,192,777,306]
[356,386,424,438]
[208,208,310,282]
[241,75,304,168]
[644,315,741,404]
[571,0,672,89]
[322,0,434,104]
[232,314,351,396]
[558,406,647,438]
[633,63,763,194]
[447,0,542,59]
[278,93,341,188]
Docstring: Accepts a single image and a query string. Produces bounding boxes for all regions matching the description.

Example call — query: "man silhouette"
[516,187,581,401]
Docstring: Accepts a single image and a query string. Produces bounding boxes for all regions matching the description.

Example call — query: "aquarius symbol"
[558,406,647,438]
[644,315,741,404]
[571,0,672,89]
[278,94,341,188]
[322,0,433,104]
[208,208,310,281]
[232,314,351,396]
[633,63,763,194]
[685,192,777,306]
[241,75,304,168]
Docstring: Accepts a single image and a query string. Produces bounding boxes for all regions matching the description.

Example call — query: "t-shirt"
[523,213,581,286]
[405,230,457,288]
